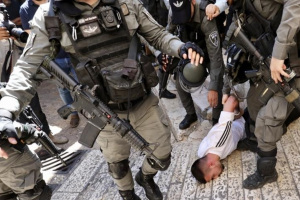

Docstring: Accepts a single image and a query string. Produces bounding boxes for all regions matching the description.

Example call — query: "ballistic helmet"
[226,44,252,84]
[178,59,207,93]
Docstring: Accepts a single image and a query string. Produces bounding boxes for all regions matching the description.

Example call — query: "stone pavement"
[36,77,300,200]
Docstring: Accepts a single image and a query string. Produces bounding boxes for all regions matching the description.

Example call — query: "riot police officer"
[168,0,224,128]
[222,0,300,189]
[0,0,204,199]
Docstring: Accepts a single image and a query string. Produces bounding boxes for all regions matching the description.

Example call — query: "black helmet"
[178,59,208,93]
[226,44,252,84]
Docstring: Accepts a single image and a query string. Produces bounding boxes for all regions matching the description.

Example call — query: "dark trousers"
[18,93,51,135]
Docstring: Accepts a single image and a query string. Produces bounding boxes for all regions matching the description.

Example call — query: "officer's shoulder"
[119,0,143,7]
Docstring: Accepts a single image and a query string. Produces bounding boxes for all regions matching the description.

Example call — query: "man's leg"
[157,69,176,99]
[96,119,139,200]
[0,144,51,200]
[55,58,80,128]
[175,75,197,130]
[212,79,224,125]
[131,93,172,200]
[243,93,294,189]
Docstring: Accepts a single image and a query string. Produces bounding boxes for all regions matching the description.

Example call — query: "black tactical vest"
[54,1,149,104]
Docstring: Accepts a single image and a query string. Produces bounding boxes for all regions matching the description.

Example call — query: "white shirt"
[197,111,246,160]
[215,0,229,14]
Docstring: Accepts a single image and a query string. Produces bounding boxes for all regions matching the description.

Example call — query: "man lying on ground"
[191,95,247,183]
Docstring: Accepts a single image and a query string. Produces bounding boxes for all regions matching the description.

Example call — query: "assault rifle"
[39,56,164,169]
[19,106,66,166]
[232,26,300,111]
[0,83,66,165]
[158,54,178,98]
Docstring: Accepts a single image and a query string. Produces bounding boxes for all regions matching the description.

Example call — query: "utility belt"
[108,95,146,111]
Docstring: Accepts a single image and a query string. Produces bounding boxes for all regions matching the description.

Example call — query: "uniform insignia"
[173,1,183,7]
[120,3,129,16]
[209,31,219,47]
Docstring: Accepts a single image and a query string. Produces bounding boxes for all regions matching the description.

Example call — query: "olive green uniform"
[0,143,42,199]
[246,0,300,152]
[0,0,184,192]
[167,0,224,121]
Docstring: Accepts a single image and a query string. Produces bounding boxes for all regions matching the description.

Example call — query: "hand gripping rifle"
[19,106,66,166]
[39,53,164,169]
[0,83,66,165]
[232,26,300,111]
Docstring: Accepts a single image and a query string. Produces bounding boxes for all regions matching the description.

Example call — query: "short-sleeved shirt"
[19,0,39,30]
[5,0,22,21]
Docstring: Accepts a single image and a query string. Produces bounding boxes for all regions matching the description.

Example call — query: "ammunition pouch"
[138,53,159,89]
[101,62,146,103]
[242,14,264,39]
[255,32,275,58]
[75,60,110,104]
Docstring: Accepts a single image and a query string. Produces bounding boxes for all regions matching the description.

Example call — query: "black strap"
[1,39,12,82]
[127,33,140,60]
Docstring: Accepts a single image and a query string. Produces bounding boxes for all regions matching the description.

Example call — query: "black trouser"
[18,93,51,135]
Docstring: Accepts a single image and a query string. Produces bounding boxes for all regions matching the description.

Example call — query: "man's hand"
[208,90,218,108]
[157,53,169,72]
[222,94,229,105]
[270,57,289,83]
[179,42,204,66]
[0,27,10,40]
[206,4,220,20]
[0,109,18,159]
[11,17,22,26]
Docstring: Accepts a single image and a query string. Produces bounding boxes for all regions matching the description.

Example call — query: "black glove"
[179,41,204,59]
[0,109,18,141]
[21,123,39,145]
[156,53,164,66]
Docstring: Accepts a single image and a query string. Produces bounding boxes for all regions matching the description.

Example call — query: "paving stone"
[188,120,212,141]
[57,150,104,192]
[280,190,300,200]
[88,173,115,200]
[276,142,296,191]
[195,181,212,199]
[227,150,242,178]
[211,159,228,199]
[227,177,244,200]
[167,183,184,200]
[171,142,193,183]
[51,193,79,200]
[261,182,281,200]
[180,142,199,200]
[280,133,300,171]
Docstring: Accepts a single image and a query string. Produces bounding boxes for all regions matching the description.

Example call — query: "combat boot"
[135,169,163,200]
[243,156,278,189]
[119,189,141,200]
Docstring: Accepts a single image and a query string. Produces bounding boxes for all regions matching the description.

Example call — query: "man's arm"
[132,0,183,58]
[206,0,228,20]
[270,0,300,83]
[201,17,224,107]
[0,6,51,116]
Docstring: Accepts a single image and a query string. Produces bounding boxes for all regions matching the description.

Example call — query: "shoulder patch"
[120,3,130,16]
[209,31,219,47]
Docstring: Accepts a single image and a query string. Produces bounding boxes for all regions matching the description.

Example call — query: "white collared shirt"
[215,0,229,14]
[197,111,246,160]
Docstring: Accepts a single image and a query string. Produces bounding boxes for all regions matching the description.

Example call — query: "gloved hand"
[179,41,204,65]
[21,123,40,145]
[0,109,18,159]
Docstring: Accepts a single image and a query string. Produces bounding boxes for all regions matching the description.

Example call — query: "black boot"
[119,189,141,200]
[135,169,163,200]
[237,138,258,153]
[179,113,197,130]
[243,152,278,189]
[161,89,176,99]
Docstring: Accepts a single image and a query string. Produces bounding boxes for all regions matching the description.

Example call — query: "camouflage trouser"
[0,142,42,200]
[247,78,300,152]
[96,93,171,191]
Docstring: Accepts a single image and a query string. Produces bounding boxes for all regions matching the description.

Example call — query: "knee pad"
[17,180,51,200]
[108,159,129,179]
[147,154,171,171]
